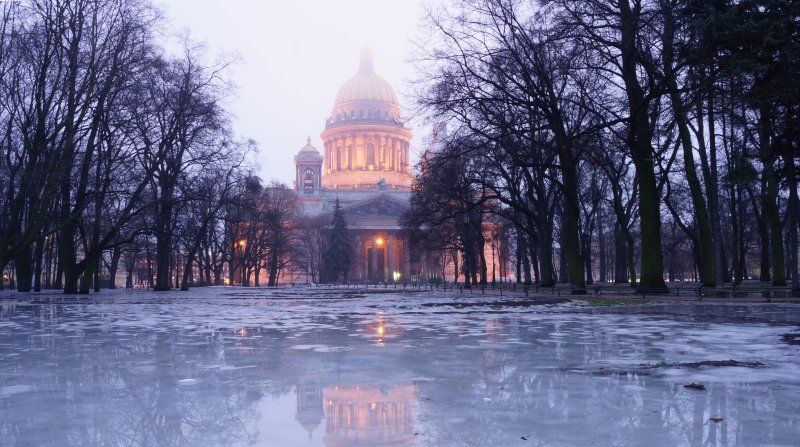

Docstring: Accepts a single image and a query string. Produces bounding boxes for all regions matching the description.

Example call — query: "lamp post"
[233,239,246,286]
[238,239,246,286]
[463,213,472,287]
[491,239,496,285]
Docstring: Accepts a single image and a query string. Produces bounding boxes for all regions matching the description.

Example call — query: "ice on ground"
[0,286,798,446]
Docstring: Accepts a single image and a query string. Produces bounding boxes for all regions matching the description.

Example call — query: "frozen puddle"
[0,287,798,446]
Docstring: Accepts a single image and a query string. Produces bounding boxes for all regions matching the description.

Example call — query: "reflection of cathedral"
[292,315,417,446]
[296,379,324,438]
[295,381,416,447]
[293,50,438,283]
[323,385,415,447]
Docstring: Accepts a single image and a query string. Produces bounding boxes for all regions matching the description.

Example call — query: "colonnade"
[350,232,443,283]
[324,134,409,174]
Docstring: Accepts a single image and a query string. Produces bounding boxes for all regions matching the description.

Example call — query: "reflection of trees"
[0,308,300,447]
[2,303,799,446]
[410,315,800,446]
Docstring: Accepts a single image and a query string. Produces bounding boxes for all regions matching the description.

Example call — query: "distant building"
[292,49,508,284]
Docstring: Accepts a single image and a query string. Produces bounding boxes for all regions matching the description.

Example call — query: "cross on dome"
[359,47,374,74]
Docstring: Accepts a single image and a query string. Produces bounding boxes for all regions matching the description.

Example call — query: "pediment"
[343,193,409,218]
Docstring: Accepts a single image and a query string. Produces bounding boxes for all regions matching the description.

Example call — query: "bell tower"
[294,137,323,195]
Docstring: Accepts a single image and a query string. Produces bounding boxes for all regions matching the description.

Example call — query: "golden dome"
[299,136,319,153]
[332,49,399,112]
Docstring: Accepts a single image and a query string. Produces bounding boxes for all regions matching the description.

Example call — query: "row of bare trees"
[0,0,298,293]
[406,0,799,293]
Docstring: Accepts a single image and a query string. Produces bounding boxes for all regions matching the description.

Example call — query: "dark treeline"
[0,0,296,293]
[405,0,799,294]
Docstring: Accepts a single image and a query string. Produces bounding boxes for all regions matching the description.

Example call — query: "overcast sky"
[160,0,430,186]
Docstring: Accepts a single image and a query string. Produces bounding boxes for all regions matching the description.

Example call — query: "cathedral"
[293,49,437,284]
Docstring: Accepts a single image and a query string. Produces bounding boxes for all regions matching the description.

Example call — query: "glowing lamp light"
[375,237,384,247]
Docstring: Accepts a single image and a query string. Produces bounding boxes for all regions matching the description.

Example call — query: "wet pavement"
[0,287,798,446]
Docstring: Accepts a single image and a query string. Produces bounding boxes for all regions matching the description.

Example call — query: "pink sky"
[160,0,429,186]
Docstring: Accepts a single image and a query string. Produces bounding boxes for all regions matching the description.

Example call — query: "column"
[387,235,395,282]
[398,141,404,173]
[402,237,411,281]
[335,138,342,171]
[369,242,378,282]
[347,136,353,171]
[381,135,387,170]
[355,134,363,170]
[354,234,363,281]
[324,141,330,172]
[392,140,397,172]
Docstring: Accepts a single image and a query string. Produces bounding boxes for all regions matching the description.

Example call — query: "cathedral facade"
[293,50,438,283]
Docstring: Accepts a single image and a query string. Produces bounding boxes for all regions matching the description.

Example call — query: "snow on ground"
[0,286,798,446]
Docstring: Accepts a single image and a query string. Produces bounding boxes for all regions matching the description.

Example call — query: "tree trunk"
[786,153,799,292]
[536,213,555,287]
[583,232,593,285]
[662,2,717,288]
[15,246,32,292]
[180,249,195,292]
[478,236,488,285]
[452,249,459,284]
[765,158,786,286]
[599,212,607,283]
[33,237,44,292]
[79,259,92,294]
[93,255,101,293]
[516,235,523,283]
[619,0,667,292]
[154,179,174,291]
[558,147,586,293]
[108,246,121,289]
[614,223,628,283]
[747,183,771,282]
[268,254,279,286]
[61,227,80,294]
[705,91,726,289]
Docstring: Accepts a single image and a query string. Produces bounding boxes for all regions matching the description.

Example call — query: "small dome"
[333,49,399,109]
[299,136,319,153]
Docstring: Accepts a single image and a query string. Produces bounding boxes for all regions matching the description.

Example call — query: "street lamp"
[233,239,247,286]
[491,240,496,285]
[239,240,247,286]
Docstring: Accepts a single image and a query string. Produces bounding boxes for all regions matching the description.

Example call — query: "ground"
[0,286,798,446]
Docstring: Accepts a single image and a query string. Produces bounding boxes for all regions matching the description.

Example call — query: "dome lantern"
[359,47,374,74]
[330,51,400,120]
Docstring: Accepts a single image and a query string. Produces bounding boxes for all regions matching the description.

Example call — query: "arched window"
[367,144,375,167]
[303,168,315,192]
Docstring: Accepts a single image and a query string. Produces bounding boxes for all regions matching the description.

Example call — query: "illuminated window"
[367,144,375,167]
